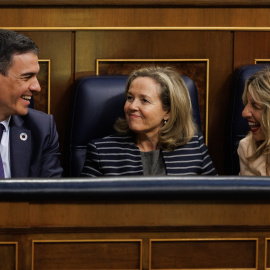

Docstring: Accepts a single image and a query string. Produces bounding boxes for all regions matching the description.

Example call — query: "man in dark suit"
[0,29,63,177]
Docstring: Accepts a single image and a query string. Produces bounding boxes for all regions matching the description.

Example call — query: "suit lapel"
[10,116,31,177]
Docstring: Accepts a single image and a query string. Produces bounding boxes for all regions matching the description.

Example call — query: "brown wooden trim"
[2,0,270,7]
[0,226,270,234]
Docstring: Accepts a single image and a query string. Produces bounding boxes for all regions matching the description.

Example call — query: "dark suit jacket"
[9,108,63,177]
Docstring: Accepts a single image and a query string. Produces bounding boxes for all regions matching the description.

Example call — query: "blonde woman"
[81,66,216,177]
[238,67,270,175]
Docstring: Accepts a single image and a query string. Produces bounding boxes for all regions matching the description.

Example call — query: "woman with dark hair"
[81,66,216,176]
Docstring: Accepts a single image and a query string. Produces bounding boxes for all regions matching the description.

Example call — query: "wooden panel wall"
[33,240,141,269]
[150,239,257,269]
[1,2,270,174]
[0,197,269,269]
[0,243,17,270]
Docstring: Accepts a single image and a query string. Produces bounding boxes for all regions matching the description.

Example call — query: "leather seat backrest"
[69,75,202,177]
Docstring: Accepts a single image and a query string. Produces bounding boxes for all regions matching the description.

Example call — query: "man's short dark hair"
[0,29,39,76]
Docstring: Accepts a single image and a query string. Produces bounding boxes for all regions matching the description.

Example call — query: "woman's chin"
[251,131,266,142]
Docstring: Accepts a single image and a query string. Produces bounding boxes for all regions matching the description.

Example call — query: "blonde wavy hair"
[242,67,270,174]
[114,66,197,151]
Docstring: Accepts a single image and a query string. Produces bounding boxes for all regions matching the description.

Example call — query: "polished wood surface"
[1,9,270,28]
[33,240,141,269]
[0,177,268,269]
[151,240,257,269]
[0,244,16,270]
[234,32,270,68]
[2,0,270,6]
[2,8,270,28]
[0,198,268,269]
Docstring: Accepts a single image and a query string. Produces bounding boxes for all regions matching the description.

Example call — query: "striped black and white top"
[81,132,217,177]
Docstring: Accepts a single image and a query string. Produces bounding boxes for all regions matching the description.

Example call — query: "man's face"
[0,52,41,121]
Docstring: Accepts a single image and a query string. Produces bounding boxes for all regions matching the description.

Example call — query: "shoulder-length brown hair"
[114,66,197,151]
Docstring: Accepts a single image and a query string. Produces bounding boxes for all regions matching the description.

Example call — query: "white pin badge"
[20,133,28,141]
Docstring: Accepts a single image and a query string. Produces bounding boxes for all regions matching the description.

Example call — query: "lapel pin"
[20,133,28,141]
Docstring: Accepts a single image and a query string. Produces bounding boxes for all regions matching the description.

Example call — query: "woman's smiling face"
[124,76,170,138]
[242,88,265,141]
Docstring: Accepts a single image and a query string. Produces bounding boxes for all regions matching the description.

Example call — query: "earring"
[164,119,168,125]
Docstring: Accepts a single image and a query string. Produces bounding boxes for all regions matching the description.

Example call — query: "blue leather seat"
[68,75,202,177]
[225,64,268,175]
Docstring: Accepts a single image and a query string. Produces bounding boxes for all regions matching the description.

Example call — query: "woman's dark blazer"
[81,132,217,177]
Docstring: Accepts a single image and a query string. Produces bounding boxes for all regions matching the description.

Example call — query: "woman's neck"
[135,133,159,152]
